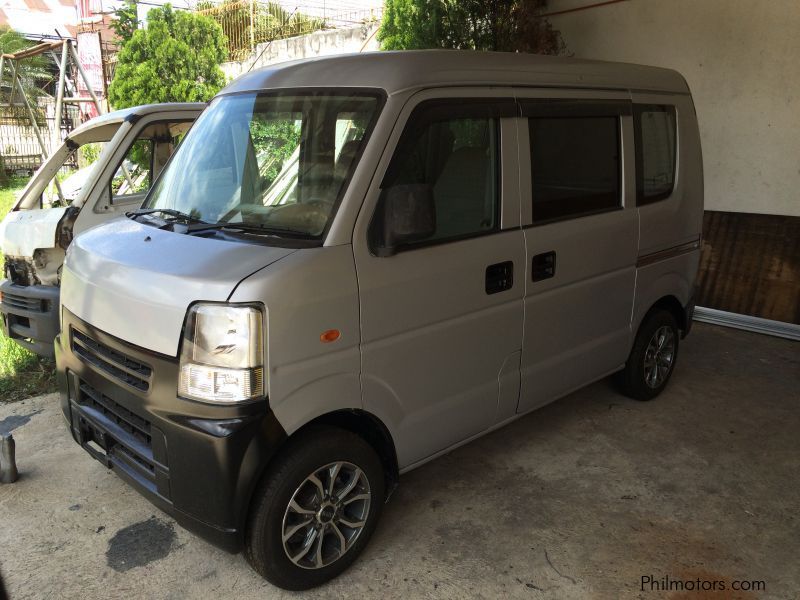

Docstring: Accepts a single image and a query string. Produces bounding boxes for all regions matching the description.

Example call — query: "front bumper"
[56,308,286,552]
[0,280,60,357]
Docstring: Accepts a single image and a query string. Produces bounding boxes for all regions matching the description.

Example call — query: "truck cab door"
[75,115,196,233]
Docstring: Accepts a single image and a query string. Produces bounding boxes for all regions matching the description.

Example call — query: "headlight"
[178,303,265,404]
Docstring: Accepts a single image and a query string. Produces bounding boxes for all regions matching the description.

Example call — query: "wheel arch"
[633,266,693,337]
[301,409,400,496]
[240,408,400,538]
[647,295,688,332]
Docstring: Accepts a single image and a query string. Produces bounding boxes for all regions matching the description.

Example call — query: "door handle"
[485,261,514,294]
[532,251,556,281]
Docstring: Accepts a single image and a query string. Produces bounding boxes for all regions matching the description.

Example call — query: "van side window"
[110,139,154,200]
[528,116,621,224]
[378,100,505,247]
[110,120,193,204]
[634,104,677,205]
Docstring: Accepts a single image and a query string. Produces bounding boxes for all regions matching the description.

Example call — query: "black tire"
[617,309,680,401]
[244,425,385,591]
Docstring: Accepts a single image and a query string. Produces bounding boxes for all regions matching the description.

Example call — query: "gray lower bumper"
[0,280,60,357]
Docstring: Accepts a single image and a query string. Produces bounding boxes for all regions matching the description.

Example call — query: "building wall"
[221,24,380,81]
[547,0,800,324]
[547,0,800,218]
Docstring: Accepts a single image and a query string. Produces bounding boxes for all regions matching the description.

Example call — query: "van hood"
[61,217,295,356]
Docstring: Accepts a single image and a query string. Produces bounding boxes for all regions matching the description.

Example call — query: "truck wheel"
[618,309,680,401]
[245,426,385,590]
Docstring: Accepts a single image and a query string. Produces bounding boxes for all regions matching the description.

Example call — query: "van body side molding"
[636,238,701,268]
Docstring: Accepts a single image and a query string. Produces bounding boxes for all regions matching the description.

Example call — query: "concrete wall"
[547,0,800,217]
[221,24,380,81]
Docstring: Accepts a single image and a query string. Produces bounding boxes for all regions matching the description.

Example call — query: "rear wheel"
[245,426,385,590]
[618,309,680,401]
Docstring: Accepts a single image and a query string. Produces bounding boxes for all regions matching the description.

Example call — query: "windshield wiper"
[126,208,207,225]
[127,209,315,239]
[185,221,315,239]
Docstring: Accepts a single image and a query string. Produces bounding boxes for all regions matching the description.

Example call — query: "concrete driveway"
[0,323,798,599]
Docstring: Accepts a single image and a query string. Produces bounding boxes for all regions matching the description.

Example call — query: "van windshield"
[143,90,381,238]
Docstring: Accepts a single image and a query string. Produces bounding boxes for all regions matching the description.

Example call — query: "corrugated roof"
[0,0,79,37]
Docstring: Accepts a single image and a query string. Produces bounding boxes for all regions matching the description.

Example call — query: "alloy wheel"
[643,325,676,388]
[281,461,372,570]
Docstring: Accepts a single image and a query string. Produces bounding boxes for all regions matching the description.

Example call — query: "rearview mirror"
[375,184,436,256]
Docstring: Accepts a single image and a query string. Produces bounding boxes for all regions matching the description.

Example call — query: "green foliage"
[0,333,56,403]
[0,28,50,105]
[0,176,28,229]
[108,4,228,109]
[255,2,325,37]
[378,0,566,55]
[378,0,446,50]
[111,0,140,44]
[111,139,152,194]
[78,142,103,168]
[0,334,34,378]
[249,118,301,187]
[127,139,152,172]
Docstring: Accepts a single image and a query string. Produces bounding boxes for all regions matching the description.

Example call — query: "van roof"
[68,102,206,140]
[222,50,690,97]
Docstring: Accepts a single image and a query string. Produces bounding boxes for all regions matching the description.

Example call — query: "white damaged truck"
[0,103,203,356]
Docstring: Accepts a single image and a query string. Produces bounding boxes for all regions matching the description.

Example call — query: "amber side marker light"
[320,329,341,343]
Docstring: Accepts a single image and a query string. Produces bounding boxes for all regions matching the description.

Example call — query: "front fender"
[270,370,362,436]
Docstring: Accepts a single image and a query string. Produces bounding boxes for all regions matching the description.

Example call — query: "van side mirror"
[375,184,436,256]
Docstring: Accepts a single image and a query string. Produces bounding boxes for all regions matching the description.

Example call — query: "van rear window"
[528,116,621,224]
[634,104,677,205]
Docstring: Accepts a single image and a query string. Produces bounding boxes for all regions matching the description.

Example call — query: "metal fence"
[0,100,79,175]
[0,32,115,175]
[195,1,382,61]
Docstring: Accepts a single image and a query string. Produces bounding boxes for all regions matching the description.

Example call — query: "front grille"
[76,380,161,491]
[78,381,152,451]
[72,329,153,392]
[1,291,46,313]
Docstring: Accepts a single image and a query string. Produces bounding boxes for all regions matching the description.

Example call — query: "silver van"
[55,51,702,590]
[0,103,202,355]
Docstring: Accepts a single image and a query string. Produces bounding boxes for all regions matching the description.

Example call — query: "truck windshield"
[37,141,107,207]
[143,90,381,238]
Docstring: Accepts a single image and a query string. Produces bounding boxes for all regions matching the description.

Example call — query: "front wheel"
[617,309,680,401]
[245,426,385,590]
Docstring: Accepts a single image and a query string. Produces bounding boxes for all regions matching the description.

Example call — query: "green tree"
[108,4,227,109]
[110,0,139,45]
[249,119,301,187]
[378,0,565,55]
